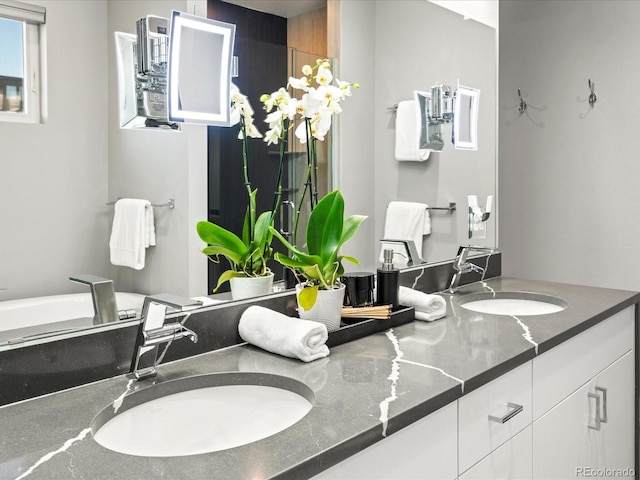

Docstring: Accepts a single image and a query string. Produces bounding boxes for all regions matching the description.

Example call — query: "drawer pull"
[595,386,608,424]
[588,391,601,430]
[488,402,523,424]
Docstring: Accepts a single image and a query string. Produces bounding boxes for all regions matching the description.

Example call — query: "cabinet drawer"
[459,424,532,480]
[532,306,633,420]
[458,361,532,474]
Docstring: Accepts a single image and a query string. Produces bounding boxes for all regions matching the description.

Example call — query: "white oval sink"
[91,372,314,457]
[458,291,567,316]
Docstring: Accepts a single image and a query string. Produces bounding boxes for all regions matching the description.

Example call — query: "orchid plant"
[260,59,359,245]
[196,83,276,292]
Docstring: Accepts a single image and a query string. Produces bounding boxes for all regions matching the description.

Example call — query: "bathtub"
[0,292,146,344]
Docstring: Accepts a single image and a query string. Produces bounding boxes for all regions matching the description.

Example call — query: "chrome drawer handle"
[588,391,601,430]
[595,386,608,424]
[488,402,523,424]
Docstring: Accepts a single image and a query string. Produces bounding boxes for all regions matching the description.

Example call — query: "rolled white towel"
[238,305,330,362]
[399,286,447,321]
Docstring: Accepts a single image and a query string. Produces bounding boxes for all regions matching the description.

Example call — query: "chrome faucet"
[69,274,119,324]
[380,239,425,266]
[448,246,496,293]
[130,294,202,380]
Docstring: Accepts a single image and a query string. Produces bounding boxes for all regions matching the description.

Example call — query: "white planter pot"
[296,283,345,332]
[229,272,274,300]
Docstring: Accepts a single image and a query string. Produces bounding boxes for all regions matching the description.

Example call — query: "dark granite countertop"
[1,277,638,480]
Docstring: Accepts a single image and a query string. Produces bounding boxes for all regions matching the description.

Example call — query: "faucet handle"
[141,294,202,331]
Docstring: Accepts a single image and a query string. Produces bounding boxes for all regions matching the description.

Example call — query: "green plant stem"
[270,118,289,219]
[292,119,314,246]
[240,116,254,271]
[311,137,318,207]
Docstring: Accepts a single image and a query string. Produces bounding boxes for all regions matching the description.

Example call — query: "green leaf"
[270,227,320,265]
[252,211,273,249]
[297,284,318,311]
[341,255,360,265]
[197,221,247,265]
[202,245,243,265]
[339,215,367,249]
[307,190,343,261]
[214,270,245,292]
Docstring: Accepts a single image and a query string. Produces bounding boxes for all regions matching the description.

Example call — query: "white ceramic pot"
[229,272,274,300]
[296,283,345,332]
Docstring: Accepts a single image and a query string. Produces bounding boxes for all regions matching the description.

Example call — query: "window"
[0,1,45,123]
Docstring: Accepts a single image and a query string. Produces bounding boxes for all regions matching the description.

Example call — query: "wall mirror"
[168,11,235,125]
[453,85,480,151]
[0,0,496,350]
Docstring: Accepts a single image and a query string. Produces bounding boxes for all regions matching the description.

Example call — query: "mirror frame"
[167,10,235,126]
[453,85,480,151]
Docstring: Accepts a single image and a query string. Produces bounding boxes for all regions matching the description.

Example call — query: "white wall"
[335,0,377,273]
[0,0,109,300]
[338,0,497,272]
[106,0,208,298]
[0,0,208,301]
[499,0,640,291]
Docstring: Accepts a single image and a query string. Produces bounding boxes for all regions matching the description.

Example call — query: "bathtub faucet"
[131,294,202,380]
[69,274,119,325]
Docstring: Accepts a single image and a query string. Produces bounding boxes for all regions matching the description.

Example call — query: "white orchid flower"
[316,85,342,106]
[245,122,263,139]
[230,107,241,127]
[336,79,353,99]
[265,110,284,129]
[315,64,333,86]
[302,64,313,76]
[294,120,311,144]
[264,128,281,145]
[288,76,309,91]
[313,108,333,140]
[299,89,323,119]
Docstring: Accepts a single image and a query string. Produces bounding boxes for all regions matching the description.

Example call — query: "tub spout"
[69,274,119,325]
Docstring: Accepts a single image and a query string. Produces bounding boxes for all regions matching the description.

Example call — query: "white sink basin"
[458,291,567,316]
[91,372,314,457]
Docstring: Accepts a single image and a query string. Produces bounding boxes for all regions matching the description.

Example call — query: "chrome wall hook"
[588,79,597,107]
[517,88,527,113]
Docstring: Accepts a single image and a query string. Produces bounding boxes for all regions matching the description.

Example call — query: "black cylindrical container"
[342,272,375,307]
[376,249,399,309]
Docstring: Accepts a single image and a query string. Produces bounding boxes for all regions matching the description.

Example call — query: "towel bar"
[428,202,456,212]
[106,198,175,209]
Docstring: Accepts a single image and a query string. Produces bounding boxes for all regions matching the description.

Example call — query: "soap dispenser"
[376,249,399,309]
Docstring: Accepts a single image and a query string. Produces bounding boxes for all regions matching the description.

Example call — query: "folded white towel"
[109,199,156,270]
[379,201,431,267]
[399,286,447,321]
[395,100,431,161]
[238,305,330,362]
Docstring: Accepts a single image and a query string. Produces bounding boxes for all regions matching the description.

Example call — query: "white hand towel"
[394,100,431,161]
[109,198,155,270]
[238,305,330,362]
[379,201,431,267]
[399,286,447,321]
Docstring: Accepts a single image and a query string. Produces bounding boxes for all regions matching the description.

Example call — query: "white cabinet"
[532,351,635,479]
[312,305,635,480]
[458,362,532,474]
[310,401,457,480]
[459,425,532,480]
[532,307,634,420]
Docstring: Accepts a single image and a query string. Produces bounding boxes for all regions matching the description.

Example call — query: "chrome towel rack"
[428,202,456,212]
[106,198,175,209]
